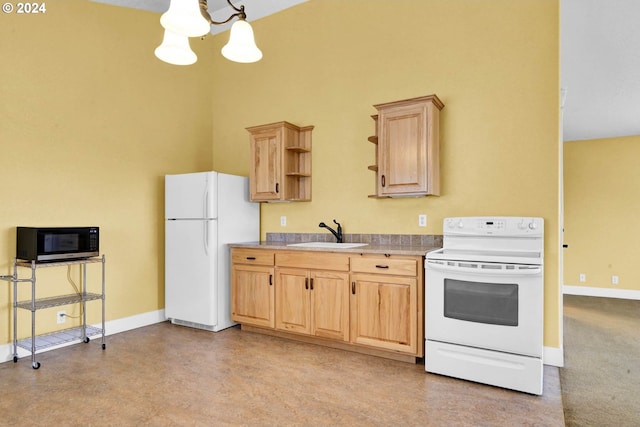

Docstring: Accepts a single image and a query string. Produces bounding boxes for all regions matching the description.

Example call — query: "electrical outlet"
[612,275,619,285]
[418,214,427,227]
[280,216,286,227]
[57,310,66,324]
[579,274,586,283]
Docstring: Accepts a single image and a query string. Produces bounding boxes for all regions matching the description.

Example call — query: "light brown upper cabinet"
[368,95,444,198]
[246,121,314,202]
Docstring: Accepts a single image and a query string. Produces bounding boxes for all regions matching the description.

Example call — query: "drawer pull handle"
[375,265,389,269]
[246,257,256,260]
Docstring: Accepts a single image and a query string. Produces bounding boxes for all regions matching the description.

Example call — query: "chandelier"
[155,0,262,66]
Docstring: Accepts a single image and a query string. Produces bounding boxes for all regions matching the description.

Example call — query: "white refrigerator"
[165,171,259,331]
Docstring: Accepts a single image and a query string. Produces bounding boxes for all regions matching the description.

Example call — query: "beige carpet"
[561,295,640,426]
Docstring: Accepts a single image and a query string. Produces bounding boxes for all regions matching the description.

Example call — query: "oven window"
[444,279,518,326]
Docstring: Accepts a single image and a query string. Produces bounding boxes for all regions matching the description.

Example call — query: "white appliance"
[165,171,259,332]
[425,216,544,395]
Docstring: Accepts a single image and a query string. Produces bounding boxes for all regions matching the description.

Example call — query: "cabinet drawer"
[350,256,417,276]
[232,249,275,266]
[275,251,349,271]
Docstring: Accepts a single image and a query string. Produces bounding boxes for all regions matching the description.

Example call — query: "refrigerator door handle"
[204,221,209,256]
[203,178,210,219]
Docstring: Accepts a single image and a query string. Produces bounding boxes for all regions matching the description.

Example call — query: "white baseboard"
[0,309,166,364]
[2,309,567,369]
[101,309,166,336]
[543,346,564,367]
[563,285,640,300]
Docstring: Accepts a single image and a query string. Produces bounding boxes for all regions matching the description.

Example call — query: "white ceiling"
[93,0,640,142]
[561,0,640,141]
[90,0,308,34]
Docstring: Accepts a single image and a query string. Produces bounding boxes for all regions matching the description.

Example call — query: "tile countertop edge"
[228,242,441,257]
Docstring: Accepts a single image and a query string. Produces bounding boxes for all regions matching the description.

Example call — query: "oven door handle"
[425,259,542,275]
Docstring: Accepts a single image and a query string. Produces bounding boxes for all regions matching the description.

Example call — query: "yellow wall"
[0,1,214,341]
[0,0,562,351]
[210,0,561,348]
[564,135,640,291]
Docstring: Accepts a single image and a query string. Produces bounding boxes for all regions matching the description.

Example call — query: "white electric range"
[425,216,544,395]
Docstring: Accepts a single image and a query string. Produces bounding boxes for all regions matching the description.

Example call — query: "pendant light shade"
[154,0,263,66]
[221,19,263,63]
[160,0,210,38]
[155,29,197,66]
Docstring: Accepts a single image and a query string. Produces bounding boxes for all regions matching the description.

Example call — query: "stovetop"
[427,216,544,265]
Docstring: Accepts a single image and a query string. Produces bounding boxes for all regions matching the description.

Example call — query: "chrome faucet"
[319,219,343,243]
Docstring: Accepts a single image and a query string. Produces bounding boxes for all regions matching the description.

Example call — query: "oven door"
[425,258,543,357]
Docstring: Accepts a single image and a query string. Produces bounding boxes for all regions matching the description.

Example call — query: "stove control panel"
[444,217,543,237]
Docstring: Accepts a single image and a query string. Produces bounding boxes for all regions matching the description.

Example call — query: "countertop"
[228,241,441,257]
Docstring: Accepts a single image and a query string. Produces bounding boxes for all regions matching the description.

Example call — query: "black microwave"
[16,227,99,262]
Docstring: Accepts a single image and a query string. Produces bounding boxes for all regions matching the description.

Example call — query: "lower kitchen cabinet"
[350,273,417,354]
[230,249,275,328]
[230,247,424,362]
[350,255,423,356]
[275,268,349,341]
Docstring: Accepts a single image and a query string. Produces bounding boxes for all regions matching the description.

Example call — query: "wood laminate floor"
[0,323,564,426]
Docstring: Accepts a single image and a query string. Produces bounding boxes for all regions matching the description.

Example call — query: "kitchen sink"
[286,242,369,249]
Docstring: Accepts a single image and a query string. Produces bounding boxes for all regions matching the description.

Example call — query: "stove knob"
[518,221,527,230]
[528,221,537,230]
[457,220,464,229]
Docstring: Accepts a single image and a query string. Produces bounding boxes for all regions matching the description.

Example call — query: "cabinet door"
[311,271,349,341]
[275,268,311,334]
[378,103,428,196]
[350,273,417,354]
[231,264,274,328]
[250,128,282,201]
